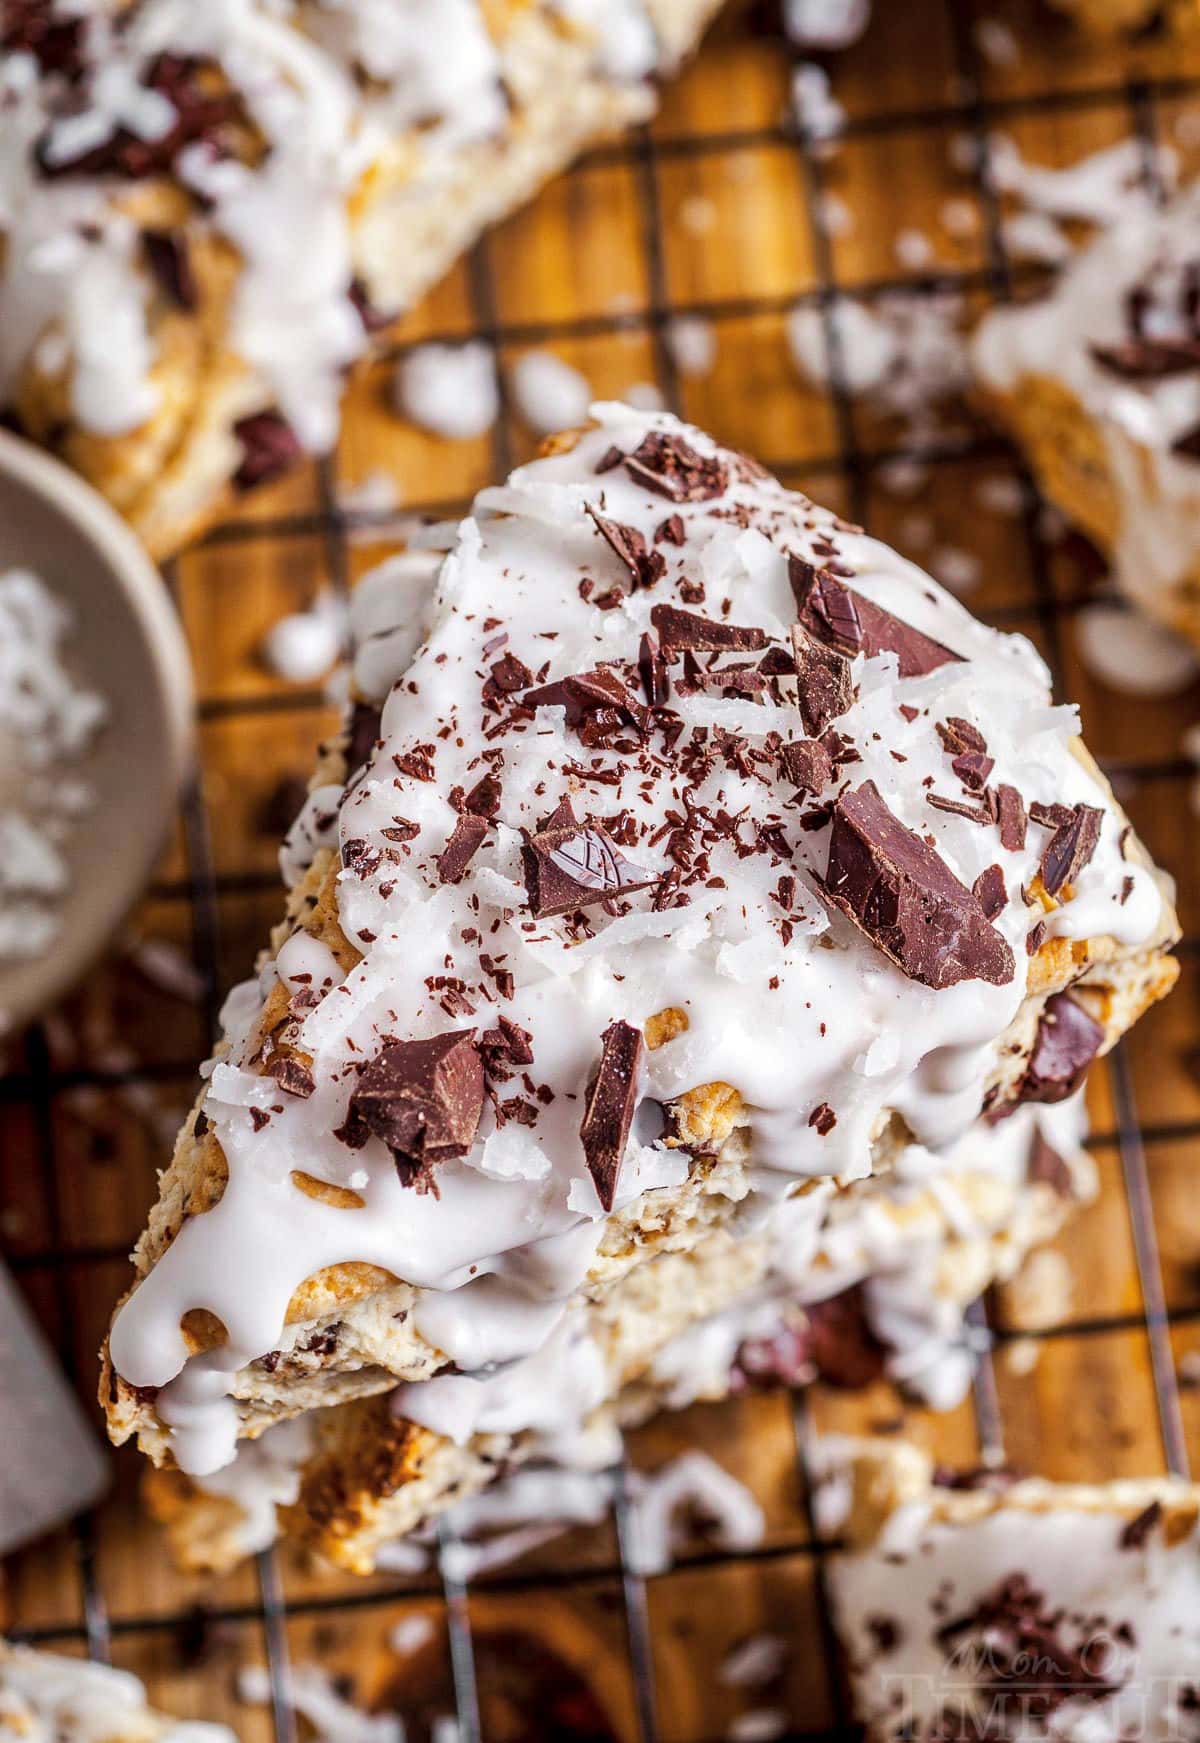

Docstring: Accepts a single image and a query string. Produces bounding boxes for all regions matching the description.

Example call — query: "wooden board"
[3,2,1200,1737]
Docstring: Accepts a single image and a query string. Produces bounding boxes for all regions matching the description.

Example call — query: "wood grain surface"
[2,2,1200,1737]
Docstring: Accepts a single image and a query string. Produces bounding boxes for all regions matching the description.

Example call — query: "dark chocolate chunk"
[580,1020,643,1211]
[522,820,660,918]
[801,1290,887,1389]
[233,411,302,490]
[140,228,197,311]
[1020,992,1105,1104]
[1026,1129,1074,1196]
[779,736,834,795]
[586,507,667,589]
[1119,1500,1162,1549]
[272,1058,315,1100]
[348,277,393,333]
[638,630,671,705]
[623,431,728,502]
[437,814,487,884]
[522,667,648,745]
[791,621,855,737]
[35,52,239,180]
[656,513,686,545]
[489,652,534,695]
[997,783,1027,853]
[972,863,1007,920]
[346,1030,484,1190]
[650,603,767,652]
[344,701,383,783]
[818,780,1015,990]
[789,556,963,679]
[462,771,502,817]
[1040,804,1104,896]
[480,1014,535,1069]
[808,1102,837,1135]
[1171,422,1200,461]
[1089,338,1200,380]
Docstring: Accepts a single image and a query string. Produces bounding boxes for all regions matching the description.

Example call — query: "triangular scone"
[1,0,723,558]
[146,1098,1095,1576]
[814,1437,1200,1743]
[974,183,1200,649]
[0,1642,234,1743]
[102,404,1177,1479]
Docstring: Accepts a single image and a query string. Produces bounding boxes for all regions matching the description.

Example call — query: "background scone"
[0,0,722,557]
[0,1642,234,1743]
[974,186,1200,650]
[815,1436,1200,1743]
[100,405,1177,1538]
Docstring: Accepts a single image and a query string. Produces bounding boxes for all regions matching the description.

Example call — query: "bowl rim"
[0,429,195,1030]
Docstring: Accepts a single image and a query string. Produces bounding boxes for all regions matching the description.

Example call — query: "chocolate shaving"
[638,631,671,705]
[623,431,728,502]
[997,784,1027,853]
[650,604,767,653]
[1019,992,1105,1104]
[789,556,963,678]
[522,820,660,917]
[437,814,487,884]
[1040,803,1104,896]
[819,780,1015,990]
[791,621,855,737]
[140,228,197,311]
[586,508,666,589]
[1119,1501,1162,1549]
[233,411,302,491]
[579,1020,643,1212]
[345,1030,484,1190]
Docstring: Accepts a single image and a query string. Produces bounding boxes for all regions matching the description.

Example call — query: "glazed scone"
[974,186,1200,649]
[0,0,722,557]
[100,404,1176,1505]
[814,1437,1200,1743]
[146,1099,1095,1576]
[0,1643,234,1743]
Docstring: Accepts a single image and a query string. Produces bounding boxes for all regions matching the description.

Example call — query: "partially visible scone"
[0,1642,234,1743]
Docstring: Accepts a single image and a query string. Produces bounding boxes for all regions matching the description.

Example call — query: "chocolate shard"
[638,630,671,705]
[779,736,834,796]
[586,507,667,589]
[1089,338,1200,381]
[580,1020,643,1211]
[801,1290,886,1390]
[789,556,963,679]
[461,771,502,818]
[480,1014,535,1069]
[233,411,302,491]
[818,780,1015,990]
[791,621,855,737]
[521,668,648,745]
[1040,803,1104,897]
[1171,422,1200,461]
[522,819,660,918]
[650,603,767,653]
[488,652,534,695]
[140,228,197,311]
[1120,1500,1162,1549]
[623,431,728,503]
[347,1030,484,1190]
[272,1057,315,1100]
[344,701,383,783]
[972,863,1007,921]
[437,813,487,884]
[997,783,1027,853]
[1020,992,1105,1104]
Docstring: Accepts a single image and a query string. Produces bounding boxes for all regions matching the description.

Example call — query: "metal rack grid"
[4,2,1200,1738]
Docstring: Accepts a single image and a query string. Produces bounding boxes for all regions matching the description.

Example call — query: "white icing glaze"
[818,1441,1200,1743]
[0,1644,233,1743]
[973,185,1200,627]
[109,404,1162,1477]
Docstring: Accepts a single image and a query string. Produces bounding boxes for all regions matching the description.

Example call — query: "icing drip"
[108,404,1163,1477]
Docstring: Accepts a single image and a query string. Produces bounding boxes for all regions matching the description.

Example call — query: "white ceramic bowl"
[0,431,194,1033]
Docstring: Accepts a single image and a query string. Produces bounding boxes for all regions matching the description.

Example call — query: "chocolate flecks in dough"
[789,556,963,679]
[1120,1501,1163,1549]
[623,431,729,502]
[586,507,667,589]
[791,622,855,737]
[140,227,197,310]
[997,783,1028,853]
[1041,804,1104,896]
[779,736,834,796]
[233,410,302,490]
[345,1030,485,1191]
[1020,993,1105,1104]
[522,819,660,918]
[819,780,1015,990]
[972,863,1007,921]
[437,813,487,884]
[580,1020,643,1211]
[650,603,767,653]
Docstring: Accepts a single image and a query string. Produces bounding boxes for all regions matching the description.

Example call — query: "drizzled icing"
[108,404,1163,1478]
[0,0,663,446]
[973,185,1200,626]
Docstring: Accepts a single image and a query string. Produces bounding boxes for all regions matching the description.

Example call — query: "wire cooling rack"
[4,3,1200,1738]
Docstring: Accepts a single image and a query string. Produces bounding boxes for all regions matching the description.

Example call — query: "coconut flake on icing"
[108,404,1163,1477]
